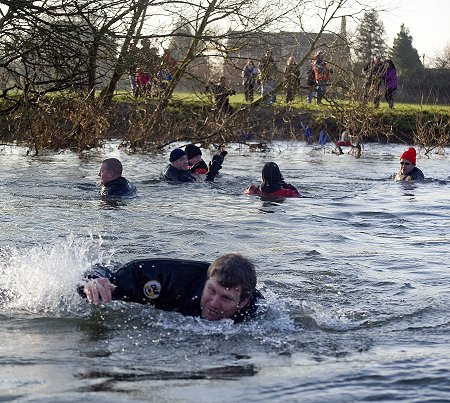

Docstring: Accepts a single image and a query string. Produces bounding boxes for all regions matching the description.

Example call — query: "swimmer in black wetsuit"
[163,148,226,183]
[185,144,208,175]
[163,148,196,182]
[80,253,264,323]
[99,158,137,197]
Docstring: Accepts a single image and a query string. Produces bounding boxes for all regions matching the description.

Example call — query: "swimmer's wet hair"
[207,253,257,300]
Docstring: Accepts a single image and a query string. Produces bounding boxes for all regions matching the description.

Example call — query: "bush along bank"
[0,96,448,155]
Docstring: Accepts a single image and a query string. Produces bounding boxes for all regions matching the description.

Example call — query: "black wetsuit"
[163,165,196,182]
[163,162,221,183]
[260,161,299,194]
[101,177,137,197]
[80,258,263,323]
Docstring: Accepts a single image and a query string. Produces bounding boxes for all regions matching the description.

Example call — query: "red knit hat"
[400,147,416,165]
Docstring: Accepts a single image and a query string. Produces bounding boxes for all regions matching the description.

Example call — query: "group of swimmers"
[98,145,425,199]
[88,144,425,324]
[99,143,303,199]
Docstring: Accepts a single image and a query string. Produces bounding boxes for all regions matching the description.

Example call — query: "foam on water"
[0,233,114,315]
[0,234,298,335]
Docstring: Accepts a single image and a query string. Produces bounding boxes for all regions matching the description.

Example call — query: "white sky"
[280,0,449,67]
[375,0,449,65]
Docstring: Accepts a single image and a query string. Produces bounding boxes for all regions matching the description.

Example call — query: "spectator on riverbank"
[81,253,264,323]
[206,76,236,114]
[362,55,385,107]
[258,49,278,105]
[99,158,137,197]
[124,43,139,97]
[139,39,160,80]
[244,162,301,198]
[306,61,316,104]
[242,60,258,102]
[392,147,425,181]
[135,66,152,97]
[284,56,301,103]
[313,50,330,105]
[383,59,398,108]
[161,49,177,75]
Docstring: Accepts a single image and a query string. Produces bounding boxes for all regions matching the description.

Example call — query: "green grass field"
[35,89,448,115]
[169,91,449,114]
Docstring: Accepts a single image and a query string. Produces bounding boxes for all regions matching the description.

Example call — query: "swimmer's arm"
[84,277,116,305]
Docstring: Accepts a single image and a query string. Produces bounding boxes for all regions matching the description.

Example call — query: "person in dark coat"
[206,76,236,114]
[163,148,196,182]
[163,148,226,183]
[306,61,316,104]
[242,59,258,102]
[99,158,136,198]
[284,56,301,103]
[383,59,398,108]
[258,49,278,105]
[362,55,385,107]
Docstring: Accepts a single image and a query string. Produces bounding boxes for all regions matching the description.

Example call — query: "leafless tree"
[432,43,450,70]
[2,0,416,153]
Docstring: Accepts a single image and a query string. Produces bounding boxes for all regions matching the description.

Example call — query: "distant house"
[222,27,351,90]
[157,18,353,96]
[227,31,336,64]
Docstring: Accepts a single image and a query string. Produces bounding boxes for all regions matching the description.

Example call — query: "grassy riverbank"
[0,91,448,154]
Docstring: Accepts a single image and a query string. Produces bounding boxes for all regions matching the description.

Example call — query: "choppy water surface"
[1,141,449,402]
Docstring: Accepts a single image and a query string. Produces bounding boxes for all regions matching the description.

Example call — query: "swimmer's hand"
[212,153,225,165]
[84,277,116,305]
[205,159,222,182]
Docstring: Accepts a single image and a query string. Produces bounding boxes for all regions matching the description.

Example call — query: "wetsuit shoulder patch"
[143,280,162,300]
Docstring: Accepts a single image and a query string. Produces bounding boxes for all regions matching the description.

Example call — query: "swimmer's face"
[400,159,414,175]
[98,163,113,185]
[188,154,202,166]
[171,155,189,170]
[200,276,249,321]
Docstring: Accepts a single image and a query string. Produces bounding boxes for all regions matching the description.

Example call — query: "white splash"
[0,233,114,315]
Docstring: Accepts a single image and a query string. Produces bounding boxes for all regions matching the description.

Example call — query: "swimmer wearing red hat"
[393,147,425,181]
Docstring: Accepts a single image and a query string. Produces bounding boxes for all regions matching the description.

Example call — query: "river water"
[1,141,449,402]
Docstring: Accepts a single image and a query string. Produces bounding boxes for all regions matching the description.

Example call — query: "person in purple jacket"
[383,59,398,108]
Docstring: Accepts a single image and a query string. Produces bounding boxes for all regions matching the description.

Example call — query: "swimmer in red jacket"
[244,162,301,198]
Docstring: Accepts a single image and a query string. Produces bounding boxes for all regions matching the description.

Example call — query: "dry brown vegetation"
[1,94,448,156]
[414,113,450,157]
[1,97,109,154]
